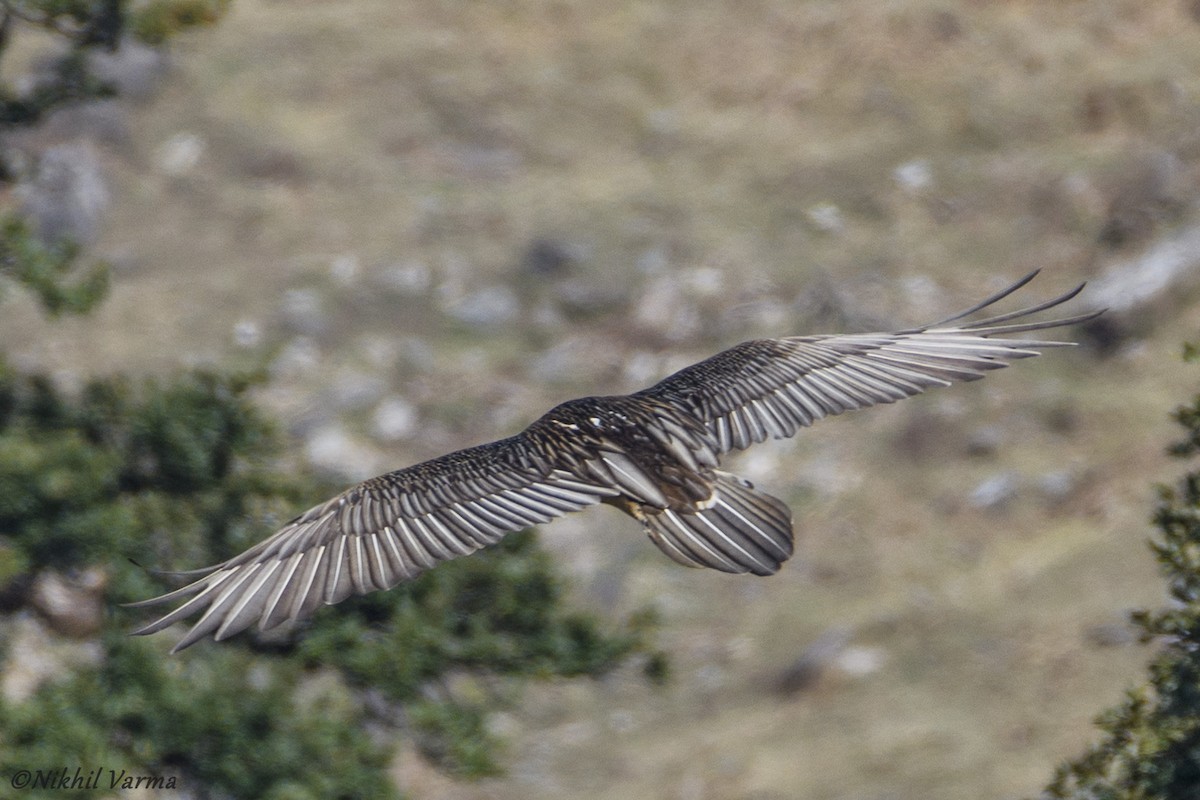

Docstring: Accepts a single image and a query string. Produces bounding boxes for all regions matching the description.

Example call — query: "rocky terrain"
[4,2,1200,798]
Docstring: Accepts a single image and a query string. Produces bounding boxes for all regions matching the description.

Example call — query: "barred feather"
[130,271,1100,651]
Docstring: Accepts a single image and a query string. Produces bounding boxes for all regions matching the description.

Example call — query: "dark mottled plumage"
[130,271,1100,651]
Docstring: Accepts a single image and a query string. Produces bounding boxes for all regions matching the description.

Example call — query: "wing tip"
[919,270,1099,335]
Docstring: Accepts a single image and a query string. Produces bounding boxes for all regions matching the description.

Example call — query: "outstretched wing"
[128,436,617,652]
[637,270,1102,453]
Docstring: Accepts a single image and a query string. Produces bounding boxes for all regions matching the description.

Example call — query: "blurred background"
[2,1,1200,798]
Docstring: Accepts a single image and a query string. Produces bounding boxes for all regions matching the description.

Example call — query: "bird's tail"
[642,470,794,576]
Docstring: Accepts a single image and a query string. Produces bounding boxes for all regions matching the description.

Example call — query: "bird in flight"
[131,271,1099,652]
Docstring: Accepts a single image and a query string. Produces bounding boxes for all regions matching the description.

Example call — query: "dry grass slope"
[4,1,1200,798]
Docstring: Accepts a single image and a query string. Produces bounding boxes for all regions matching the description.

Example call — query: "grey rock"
[893,158,933,193]
[553,278,628,317]
[37,100,131,147]
[530,336,600,384]
[232,319,263,349]
[30,568,107,638]
[280,288,327,336]
[18,143,110,245]
[636,245,669,275]
[522,237,577,277]
[156,132,205,175]
[806,201,844,233]
[633,275,700,341]
[965,425,1002,457]
[329,254,360,287]
[88,38,170,100]
[968,472,1020,511]
[328,371,388,413]
[1037,469,1078,501]
[371,397,419,442]
[775,627,854,695]
[304,424,379,481]
[377,261,432,295]
[2,614,103,704]
[446,285,520,328]
[1085,222,1200,315]
[270,336,321,380]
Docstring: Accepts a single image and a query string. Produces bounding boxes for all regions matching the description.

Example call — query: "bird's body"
[131,272,1101,651]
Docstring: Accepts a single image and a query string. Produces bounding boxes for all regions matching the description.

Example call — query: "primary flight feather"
[130,271,1100,651]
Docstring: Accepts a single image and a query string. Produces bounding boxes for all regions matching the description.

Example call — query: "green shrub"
[1043,344,1200,800]
[0,364,658,795]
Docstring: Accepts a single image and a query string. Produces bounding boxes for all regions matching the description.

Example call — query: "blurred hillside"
[3,1,1200,798]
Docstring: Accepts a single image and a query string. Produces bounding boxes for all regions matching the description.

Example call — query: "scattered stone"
[486,711,521,739]
[232,319,262,349]
[607,709,637,733]
[530,337,591,384]
[304,424,380,481]
[1077,221,1200,354]
[968,472,1020,511]
[2,614,103,704]
[634,275,700,341]
[156,132,205,176]
[965,425,1002,458]
[433,255,469,307]
[270,336,321,379]
[636,245,669,275]
[30,568,107,638]
[775,627,853,694]
[529,300,566,330]
[900,273,941,314]
[280,288,327,336]
[330,254,360,287]
[553,278,628,318]
[371,397,419,442]
[682,266,726,298]
[694,663,727,691]
[1084,223,1200,315]
[1097,151,1191,250]
[356,334,400,371]
[806,201,844,233]
[392,337,432,375]
[445,285,520,328]
[1037,469,1078,502]
[641,107,681,157]
[445,142,521,178]
[530,334,627,386]
[88,37,169,100]
[329,371,388,413]
[622,350,666,387]
[17,143,110,245]
[37,100,130,147]
[893,158,933,193]
[522,237,577,277]
[835,645,888,678]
